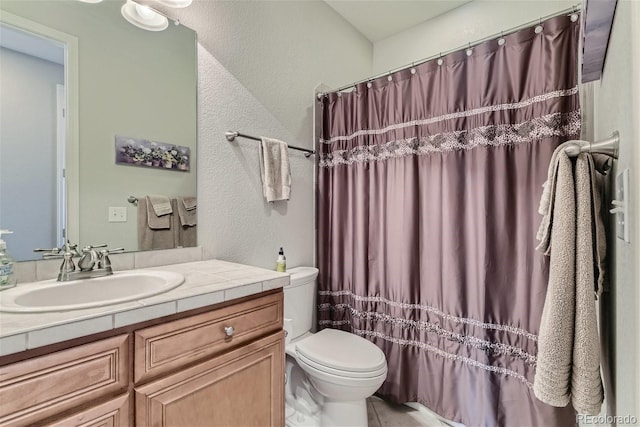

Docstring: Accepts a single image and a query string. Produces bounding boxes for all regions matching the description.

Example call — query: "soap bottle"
[276,247,286,272]
[0,230,17,290]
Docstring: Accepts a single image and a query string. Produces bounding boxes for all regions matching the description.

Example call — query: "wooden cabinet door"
[135,331,284,427]
[0,335,130,427]
[47,393,132,427]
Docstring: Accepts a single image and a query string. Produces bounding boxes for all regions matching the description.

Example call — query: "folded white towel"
[259,137,291,202]
[147,195,172,216]
[182,196,197,211]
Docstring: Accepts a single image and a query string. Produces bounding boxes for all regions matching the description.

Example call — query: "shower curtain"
[317,15,580,427]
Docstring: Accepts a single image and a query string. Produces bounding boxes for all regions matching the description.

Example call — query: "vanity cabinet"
[0,291,284,427]
[0,334,130,427]
[135,332,283,427]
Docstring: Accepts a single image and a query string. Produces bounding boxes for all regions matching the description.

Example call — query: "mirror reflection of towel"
[174,198,196,248]
[181,196,197,211]
[177,196,197,226]
[138,199,175,250]
[146,196,171,229]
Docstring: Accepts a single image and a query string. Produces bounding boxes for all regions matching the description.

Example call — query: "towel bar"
[225,131,315,157]
[564,132,619,158]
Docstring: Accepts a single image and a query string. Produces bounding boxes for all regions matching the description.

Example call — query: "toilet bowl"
[284,267,387,427]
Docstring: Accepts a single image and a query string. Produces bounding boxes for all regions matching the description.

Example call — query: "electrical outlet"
[108,207,127,223]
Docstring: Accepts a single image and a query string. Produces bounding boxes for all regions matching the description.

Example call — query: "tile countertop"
[0,259,290,356]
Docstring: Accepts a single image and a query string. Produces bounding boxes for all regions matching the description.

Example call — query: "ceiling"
[324,0,473,43]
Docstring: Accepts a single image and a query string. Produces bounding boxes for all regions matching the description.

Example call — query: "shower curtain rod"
[318,4,581,97]
[225,131,316,157]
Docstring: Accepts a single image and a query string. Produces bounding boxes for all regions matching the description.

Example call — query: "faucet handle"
[34,247,63,254]
[57,251,76,278]
[97,248,124,270]
[78,245,105,271]
[83,244,107,251]
[60,242,81,257]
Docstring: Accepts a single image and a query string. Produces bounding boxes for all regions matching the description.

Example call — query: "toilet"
[284,267,387,427]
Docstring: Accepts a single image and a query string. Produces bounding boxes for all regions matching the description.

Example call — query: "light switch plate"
[108,206,127,222]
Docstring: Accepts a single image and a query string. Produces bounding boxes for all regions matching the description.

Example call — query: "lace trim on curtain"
[319,111,580,168]
[320,86,579,144]
[317,306,537,366]
[355,329,533,388]
[318,290,538,341]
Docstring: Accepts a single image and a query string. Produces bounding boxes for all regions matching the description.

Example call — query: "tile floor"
[367,396,455,427]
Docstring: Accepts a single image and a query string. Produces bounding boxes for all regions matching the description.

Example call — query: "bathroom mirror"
[0,0,197,261]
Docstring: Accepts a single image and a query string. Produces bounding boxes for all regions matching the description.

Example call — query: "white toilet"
[284,267,388,427]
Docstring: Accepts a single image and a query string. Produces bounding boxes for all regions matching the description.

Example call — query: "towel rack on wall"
[128,196,138,205]
[225,131,316,158]
[564,132,619,158]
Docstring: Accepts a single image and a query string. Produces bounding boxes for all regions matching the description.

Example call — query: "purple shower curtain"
[317,15,580,427]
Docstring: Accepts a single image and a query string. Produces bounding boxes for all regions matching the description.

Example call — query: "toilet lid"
[295,329,386,373]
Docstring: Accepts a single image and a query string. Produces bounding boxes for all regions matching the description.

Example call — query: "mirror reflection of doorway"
[0,23,66,260]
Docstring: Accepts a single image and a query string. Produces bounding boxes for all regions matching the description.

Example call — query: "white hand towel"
[259,137,291,202]
[148,194,173,216]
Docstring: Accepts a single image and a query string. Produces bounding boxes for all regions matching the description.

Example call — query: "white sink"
[0,270,185,313]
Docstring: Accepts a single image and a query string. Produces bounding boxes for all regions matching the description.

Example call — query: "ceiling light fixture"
[121,0,169,32]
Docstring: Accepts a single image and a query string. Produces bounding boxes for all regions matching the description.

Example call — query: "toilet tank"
[284,267,319,341]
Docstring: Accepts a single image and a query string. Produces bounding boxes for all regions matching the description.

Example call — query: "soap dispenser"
[0,230,17,290]
[276,247,286,272]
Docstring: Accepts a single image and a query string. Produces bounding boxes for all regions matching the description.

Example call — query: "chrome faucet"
[35,243,124,281]
[78,244,106,271]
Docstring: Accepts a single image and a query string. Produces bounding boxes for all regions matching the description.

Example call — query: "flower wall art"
[115,135,190,172]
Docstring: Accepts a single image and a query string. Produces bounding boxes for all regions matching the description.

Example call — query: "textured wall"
[174,1,372,269]
[372,0,575,74]
[596,0,640,421]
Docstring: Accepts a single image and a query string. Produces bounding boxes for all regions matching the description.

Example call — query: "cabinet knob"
[224,326,235,337]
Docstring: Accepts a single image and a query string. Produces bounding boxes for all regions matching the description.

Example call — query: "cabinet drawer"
[0,334,130,427]
[134,291,282,384]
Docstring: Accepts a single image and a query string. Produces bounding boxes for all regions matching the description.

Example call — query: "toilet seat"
[294,329,387,379]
